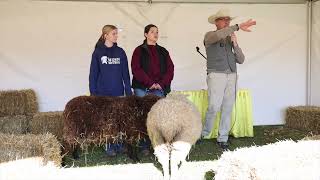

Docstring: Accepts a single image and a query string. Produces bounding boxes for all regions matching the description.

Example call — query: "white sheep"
[146,93,202,180]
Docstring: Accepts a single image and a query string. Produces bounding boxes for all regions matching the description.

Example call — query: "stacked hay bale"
[285,106,320,135]
[0,89,38,134]
[0,115,29,134]
[0,89,62,166]
[30,111,64,141]
[0,133,62,166]
[0,89,38,116]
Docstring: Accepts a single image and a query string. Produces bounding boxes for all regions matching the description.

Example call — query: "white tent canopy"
[0,0,319,125]
[40,0,310,3]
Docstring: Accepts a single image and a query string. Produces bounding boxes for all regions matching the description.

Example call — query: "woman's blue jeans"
[133,88,164,152]
[134,88,164,97]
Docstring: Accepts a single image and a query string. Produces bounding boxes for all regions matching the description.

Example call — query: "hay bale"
[30,111,64,141]
[285,106,320,135]
[0,115,29,134]
[0,89,38,117]
[0,133,62,166]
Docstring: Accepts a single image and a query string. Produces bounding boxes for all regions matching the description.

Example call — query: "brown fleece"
[63,95,160,148]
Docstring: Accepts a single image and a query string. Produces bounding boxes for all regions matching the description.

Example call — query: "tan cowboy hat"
[208,8,236,24]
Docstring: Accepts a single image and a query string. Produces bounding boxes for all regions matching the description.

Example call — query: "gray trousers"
[201,72,237,142]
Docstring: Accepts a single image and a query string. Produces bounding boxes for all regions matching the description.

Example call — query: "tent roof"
[38,0,315,4]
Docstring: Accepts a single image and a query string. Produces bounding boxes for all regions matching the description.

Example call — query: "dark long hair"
[144,24,157,40]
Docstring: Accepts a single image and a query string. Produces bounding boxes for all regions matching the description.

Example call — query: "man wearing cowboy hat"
[201,8,256,150]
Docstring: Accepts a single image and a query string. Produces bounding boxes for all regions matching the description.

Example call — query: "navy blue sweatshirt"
[89,42,132,96]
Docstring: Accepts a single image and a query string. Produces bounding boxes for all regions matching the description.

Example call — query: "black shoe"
[105,149,117,157]
[196,136,205,145]
[217,141,229,151]
[196,139,203,145]
[141,149,150,156]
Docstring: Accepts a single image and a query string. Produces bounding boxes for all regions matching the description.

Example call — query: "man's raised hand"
[239,19,256,32]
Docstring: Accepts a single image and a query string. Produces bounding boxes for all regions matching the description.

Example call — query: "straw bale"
[0,133,62,166]
[30,111,64,141]
[0,115,29,134]
[285,106,320,135]
[0,89,38,116]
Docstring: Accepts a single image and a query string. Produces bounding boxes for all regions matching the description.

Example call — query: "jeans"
[105,143,125,155]
[139,138,151,152]
[134,88,163,152]
[134,88,164,97]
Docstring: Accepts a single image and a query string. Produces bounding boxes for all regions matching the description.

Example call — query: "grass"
[63,125,309,168]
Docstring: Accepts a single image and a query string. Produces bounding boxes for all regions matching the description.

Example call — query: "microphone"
[196,46,207,60]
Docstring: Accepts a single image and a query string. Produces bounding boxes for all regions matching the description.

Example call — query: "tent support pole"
[307,0,312,105]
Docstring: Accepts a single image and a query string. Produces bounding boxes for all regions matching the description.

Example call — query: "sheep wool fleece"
[146,94,202,147]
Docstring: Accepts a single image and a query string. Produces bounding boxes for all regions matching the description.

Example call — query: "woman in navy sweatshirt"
[89,25,132,97]
[89,25,132,157]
